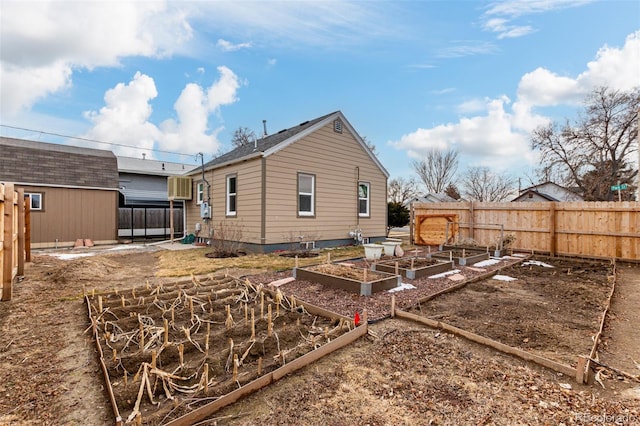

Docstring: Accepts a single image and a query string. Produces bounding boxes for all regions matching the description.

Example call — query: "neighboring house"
[117,155,191,240]
[512,182,584,202]
[0,136,119,248]
[404,193,458,207]
[181,111,389,252]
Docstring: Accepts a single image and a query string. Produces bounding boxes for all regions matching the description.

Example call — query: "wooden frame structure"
[1,182,30,301]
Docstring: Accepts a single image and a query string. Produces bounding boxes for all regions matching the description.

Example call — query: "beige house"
[178,111,389,252]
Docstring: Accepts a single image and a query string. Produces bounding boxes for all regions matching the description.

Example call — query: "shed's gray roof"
[0,136,118,189]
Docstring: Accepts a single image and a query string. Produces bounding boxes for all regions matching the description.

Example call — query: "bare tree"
[530,86,639,201]
[460,166,516,202]
[412,148,459,193]
[387,177,419,204]
[361,135,378,156]
[231,127,256,148]
[444,183,461,200]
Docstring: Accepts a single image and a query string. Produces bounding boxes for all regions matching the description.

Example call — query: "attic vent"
[168,176,193,200]
[333,119,343,133]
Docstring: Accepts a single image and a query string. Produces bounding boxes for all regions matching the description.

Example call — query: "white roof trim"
[262,111,389,178]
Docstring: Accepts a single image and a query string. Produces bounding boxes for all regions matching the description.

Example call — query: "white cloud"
[216,39,252,52]
[267,58,277,67]
[481,0,592,39]
[0,0,193,116]
[436,40,499,58]
[391,31,638,174]
[83,67,243,158]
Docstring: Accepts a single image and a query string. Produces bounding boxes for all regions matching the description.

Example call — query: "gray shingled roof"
[0,136,118,189]
[117,156,192,176]
[196,111,338,172]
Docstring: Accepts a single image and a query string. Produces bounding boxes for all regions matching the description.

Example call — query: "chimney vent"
[262,119,268,137]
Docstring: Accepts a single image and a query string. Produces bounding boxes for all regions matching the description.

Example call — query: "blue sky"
[1,0,638,188]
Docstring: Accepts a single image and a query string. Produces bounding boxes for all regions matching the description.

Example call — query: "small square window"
[25,192,42,211]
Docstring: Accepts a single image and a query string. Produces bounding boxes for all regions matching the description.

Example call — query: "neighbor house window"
[25,192,42,211]
[226,174,237,216]
[298,173,315,217]
[196,182,204,205]
[358,182,370,217]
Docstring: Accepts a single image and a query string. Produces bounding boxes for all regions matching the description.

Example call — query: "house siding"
[185,159,263,243]
[264,122,387,245]
[20,185,118,248]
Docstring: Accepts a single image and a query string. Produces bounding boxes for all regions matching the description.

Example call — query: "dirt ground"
[0,247,639,425]
[409,257,614,366]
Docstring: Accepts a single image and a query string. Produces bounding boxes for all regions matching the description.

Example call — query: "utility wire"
[0,124,196,159]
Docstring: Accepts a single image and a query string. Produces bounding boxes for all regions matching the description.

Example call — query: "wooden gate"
[413,214,458,245]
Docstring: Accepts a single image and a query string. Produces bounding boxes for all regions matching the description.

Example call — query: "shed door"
[414,214,458,245]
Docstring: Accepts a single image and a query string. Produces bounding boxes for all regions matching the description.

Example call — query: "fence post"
[549,202,556,257]
[469,201,475,240]
[2,183,15,301]
[24,195,31,262]
[17,188,25,276]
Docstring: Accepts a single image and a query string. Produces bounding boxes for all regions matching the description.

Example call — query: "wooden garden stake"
[163,319,169,345]
[410,258,415,270]
[82,284,86,296]
[251,308,256,339]
[327,252,331,264]
[276,299,280,317]
[114,287,118,295]
[98,296,103,313]
[91,288,95,297]
[295,255,299,268]
[267,304,273,337]
[324,326,328,339]
[395,261,399,275]
[260,292,265,318]
[203,364,209,392]
[363,267,368,282]
[171,306,175,323]
[189,296,194,320]
[233,354,239,381]
[146,279,150,290]
[124,371,128,387]
[121,295,125,307]
[291,295,296,309]
[139,319,144,350]
[151,350,157,368]
[225,305,234,329]
[179,343,184,367]
[462,248,466,258]
[449,251,453,262]
[244,303,248,324]
[391,295,396,318]
[132,288,135,298]
[258,357,263,375]
[205,323,210,357]
[112,348,117,362]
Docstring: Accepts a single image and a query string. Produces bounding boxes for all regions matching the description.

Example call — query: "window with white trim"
[226,174,237,216]
[25,192,42,211]
[196,182,204,205]
[298,173,315,216]
[358,182,370,217]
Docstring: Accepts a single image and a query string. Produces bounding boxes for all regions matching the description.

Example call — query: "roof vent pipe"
[262,119,268,137]
[142,153,146,160]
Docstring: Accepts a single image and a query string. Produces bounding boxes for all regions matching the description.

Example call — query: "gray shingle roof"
[0,136,118,189]
[197,111,338,172]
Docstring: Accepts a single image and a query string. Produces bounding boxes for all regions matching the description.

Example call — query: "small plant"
[207,220,246,258]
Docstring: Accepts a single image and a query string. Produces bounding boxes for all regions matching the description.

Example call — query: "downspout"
[355,166,360,228]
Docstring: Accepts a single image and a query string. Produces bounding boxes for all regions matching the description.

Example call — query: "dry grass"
[157,245,368,277]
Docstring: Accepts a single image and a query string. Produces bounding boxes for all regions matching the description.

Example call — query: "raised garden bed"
[440,243,506,258]
[373,257,454,279]
[86,274,360,424]
[293,264,400,296]
[429,248,490,266]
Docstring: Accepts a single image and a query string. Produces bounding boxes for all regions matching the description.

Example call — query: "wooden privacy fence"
[411,201,639,262]
[1,182,30,301]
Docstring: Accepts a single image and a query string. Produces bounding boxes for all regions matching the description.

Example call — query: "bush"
[387,202,409,233]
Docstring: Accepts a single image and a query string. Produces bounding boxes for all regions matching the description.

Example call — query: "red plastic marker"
[354,311,361,326]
